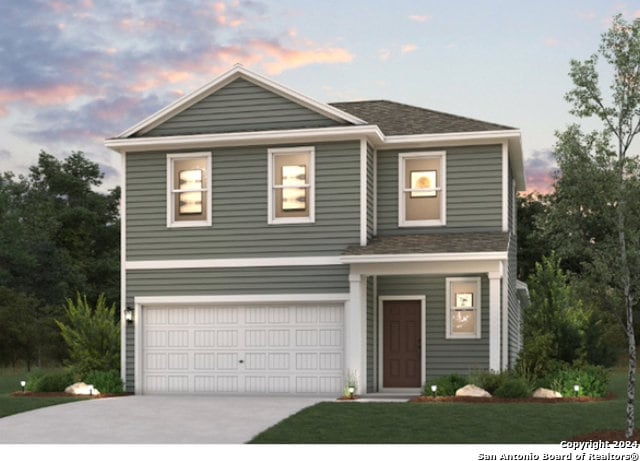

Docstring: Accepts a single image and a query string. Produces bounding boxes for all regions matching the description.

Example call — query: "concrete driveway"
[0,395,323,444]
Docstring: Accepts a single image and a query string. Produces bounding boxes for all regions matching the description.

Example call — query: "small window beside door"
[446,277,481,339]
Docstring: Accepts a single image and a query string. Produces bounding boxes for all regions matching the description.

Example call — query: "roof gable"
[119,65,365,138]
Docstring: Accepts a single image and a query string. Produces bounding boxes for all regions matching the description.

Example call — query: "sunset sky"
[2,0,640,194]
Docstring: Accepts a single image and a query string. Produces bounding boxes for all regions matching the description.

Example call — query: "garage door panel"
[142,303,344,395]
[194,353,216,370]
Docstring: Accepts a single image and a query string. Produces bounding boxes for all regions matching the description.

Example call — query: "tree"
[517,193,552,280]
[518,254,584,378]
[0,287,39,369]
[549,13,640,438]
[55,293,120,376]
[0,151,120,366]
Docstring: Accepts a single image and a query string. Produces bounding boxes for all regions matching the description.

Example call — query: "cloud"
[0,0,356,161]
[250,40,354,75]
[544,37,560,47]
[0,149,11,161]
[576,11,596,21]
[378,48,391,62]
[401,44,418,54]
[524,149,557,194]
[408,14,430,23]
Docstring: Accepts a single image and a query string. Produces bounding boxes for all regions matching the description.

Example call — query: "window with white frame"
[268,147,315,224]
[167,152,212,227]
[446,277,481,339]
[398,151,446,226]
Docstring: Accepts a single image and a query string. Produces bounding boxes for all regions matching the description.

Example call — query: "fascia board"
[105,125,385,152]
[340,252,508,264]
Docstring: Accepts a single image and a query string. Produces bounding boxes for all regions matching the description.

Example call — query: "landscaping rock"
[455,384,491,398]
[65,382,101,396]
[532,387,562,398]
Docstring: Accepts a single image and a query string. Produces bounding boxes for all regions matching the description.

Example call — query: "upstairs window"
[167,152,212,227]
[398,151,446,227]
[268,147,315,224]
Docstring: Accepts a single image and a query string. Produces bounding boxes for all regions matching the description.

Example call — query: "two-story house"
[105,65,525,395]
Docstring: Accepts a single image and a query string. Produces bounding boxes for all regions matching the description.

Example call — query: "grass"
[0,367,83,419]
[250,369,639,444]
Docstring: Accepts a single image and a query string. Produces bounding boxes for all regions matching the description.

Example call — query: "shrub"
[26,369,76,392]
[493,376,531,398]
[550,365,610,398]
[56,293,120,376]
[424,374,468,397]
[468,370,508,395]
[83,369,124,394]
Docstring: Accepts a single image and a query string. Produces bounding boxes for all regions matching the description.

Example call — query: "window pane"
[404,157,441,222]
[173,157,207,222]
[451,309,476,334]
[274,152,310,219]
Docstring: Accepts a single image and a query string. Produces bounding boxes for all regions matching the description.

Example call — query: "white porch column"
[488,271,503,372]
[346,274,367,393]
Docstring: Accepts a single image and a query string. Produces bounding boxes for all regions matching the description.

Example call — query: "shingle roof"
[343,232,509,256]
[330,100,515,136]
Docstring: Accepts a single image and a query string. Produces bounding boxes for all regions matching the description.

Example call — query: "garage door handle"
[239,360,244,364]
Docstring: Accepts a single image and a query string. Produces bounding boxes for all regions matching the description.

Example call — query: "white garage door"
[141,303,344,395]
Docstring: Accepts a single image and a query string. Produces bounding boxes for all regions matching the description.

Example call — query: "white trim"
[126,256,342,270]
[166,152,212,228]
[267,146,315,224]
[445,277,482,339]
[384,130,521,148]
[341,251,507,264]
[378,296,426,392]
[106,125,385,153]
[118,65,366,138]
[398,151,446,227]
[120,152,127,389]
[360,139,368,246]
[373,148,378,236]
[488,269,503,371]
[135,293,350,306]
[346,274,367,394]
[502,141,509,232]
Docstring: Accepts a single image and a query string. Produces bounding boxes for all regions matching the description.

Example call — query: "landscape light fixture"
[573,384,580,397]
[431,384,437,398]
[20,380,26,393]
[125,305,134,323]
[348,386,355,398]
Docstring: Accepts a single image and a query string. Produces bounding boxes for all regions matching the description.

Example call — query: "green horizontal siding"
[126,141,361,260]
[377,145,503,235]
[376,275,490,380]
[127,265,349,297]
[144,77,342,137]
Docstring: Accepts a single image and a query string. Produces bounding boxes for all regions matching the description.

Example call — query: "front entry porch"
[341,241,511,394]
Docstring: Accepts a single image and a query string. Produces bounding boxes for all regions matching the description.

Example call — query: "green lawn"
[0,368,82,419]
[250,370,638,444]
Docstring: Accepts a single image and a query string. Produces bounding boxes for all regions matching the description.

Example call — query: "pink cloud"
[378,48,391,62]
[401,44,418,54]
[544,37,560,47]
[409,14,430,22]
[576,11,596,21]
[0,84,86,117]
[248,40,353,75]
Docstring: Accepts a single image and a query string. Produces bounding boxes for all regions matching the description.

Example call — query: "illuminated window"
[167,153,211,227]
[268,147,315,224]
[399,152,446,226]
[446,277,481,339]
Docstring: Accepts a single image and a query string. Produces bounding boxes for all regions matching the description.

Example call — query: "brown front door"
[383,300,422,388]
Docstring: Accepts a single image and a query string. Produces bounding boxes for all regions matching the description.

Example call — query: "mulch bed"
[409,395,614,403]
[10,391,131,398]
